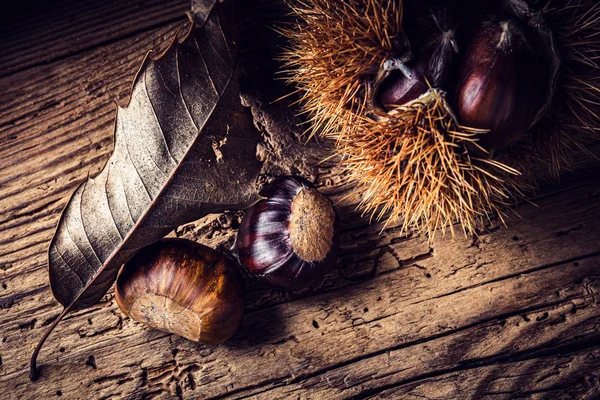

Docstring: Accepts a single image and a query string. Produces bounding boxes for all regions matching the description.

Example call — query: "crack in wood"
[410,251,600,307]
[226,292,599,399]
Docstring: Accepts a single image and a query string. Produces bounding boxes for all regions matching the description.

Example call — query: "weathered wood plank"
[365,348,600,400]
[237,258,600,399]
[0,0,188,77]
[1,1,600,398]
[1,167,599,398]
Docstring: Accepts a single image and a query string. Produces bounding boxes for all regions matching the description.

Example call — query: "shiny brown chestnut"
[115,238,245,344]
[456,20,544,150]
[234,176,340,290]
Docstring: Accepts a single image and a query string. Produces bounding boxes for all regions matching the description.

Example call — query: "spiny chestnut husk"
[342,90,525,236]
[115,239,245,344]
[281,0,600,238]
[234,176,340,290]
[456,20,545,151]
[528,0,600,175]
[279,0,411,140]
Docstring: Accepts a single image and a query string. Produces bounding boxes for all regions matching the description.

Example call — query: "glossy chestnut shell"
[234,176,340,290]
[115,239,245,344]
[456,20,544,150]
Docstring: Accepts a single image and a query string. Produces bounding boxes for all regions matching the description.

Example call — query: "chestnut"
[115,239,245,344]
[234,176,340,290]
[455,20,544,150]
[378,4,459,108]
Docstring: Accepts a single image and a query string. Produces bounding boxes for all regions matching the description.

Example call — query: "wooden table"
[1,1,600,398]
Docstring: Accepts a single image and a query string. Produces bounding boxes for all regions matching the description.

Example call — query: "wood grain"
[1,1,600,399]
[0,0,188,77]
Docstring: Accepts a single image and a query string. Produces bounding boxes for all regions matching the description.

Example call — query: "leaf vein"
[78,181,104,266]
[176,46,199,132]
[194,35,218,96]
[116,163,136,226]
[143,67,179,164]
[53,244,84,286]
[63,209,97,278]
[122,113,154,201]
[105,164,124,241]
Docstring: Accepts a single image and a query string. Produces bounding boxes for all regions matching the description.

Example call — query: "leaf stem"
[29,304,74,381]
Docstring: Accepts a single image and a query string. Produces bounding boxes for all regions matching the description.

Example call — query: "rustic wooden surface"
[1,1,600,399]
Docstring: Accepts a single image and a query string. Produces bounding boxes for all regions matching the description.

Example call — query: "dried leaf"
[30,2,261,379]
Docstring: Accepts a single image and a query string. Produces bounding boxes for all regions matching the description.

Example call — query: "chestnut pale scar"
[128,293,202,342]
[289,188,335,262]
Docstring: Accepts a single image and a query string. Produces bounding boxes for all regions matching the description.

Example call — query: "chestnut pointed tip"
[381,57,415,81]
